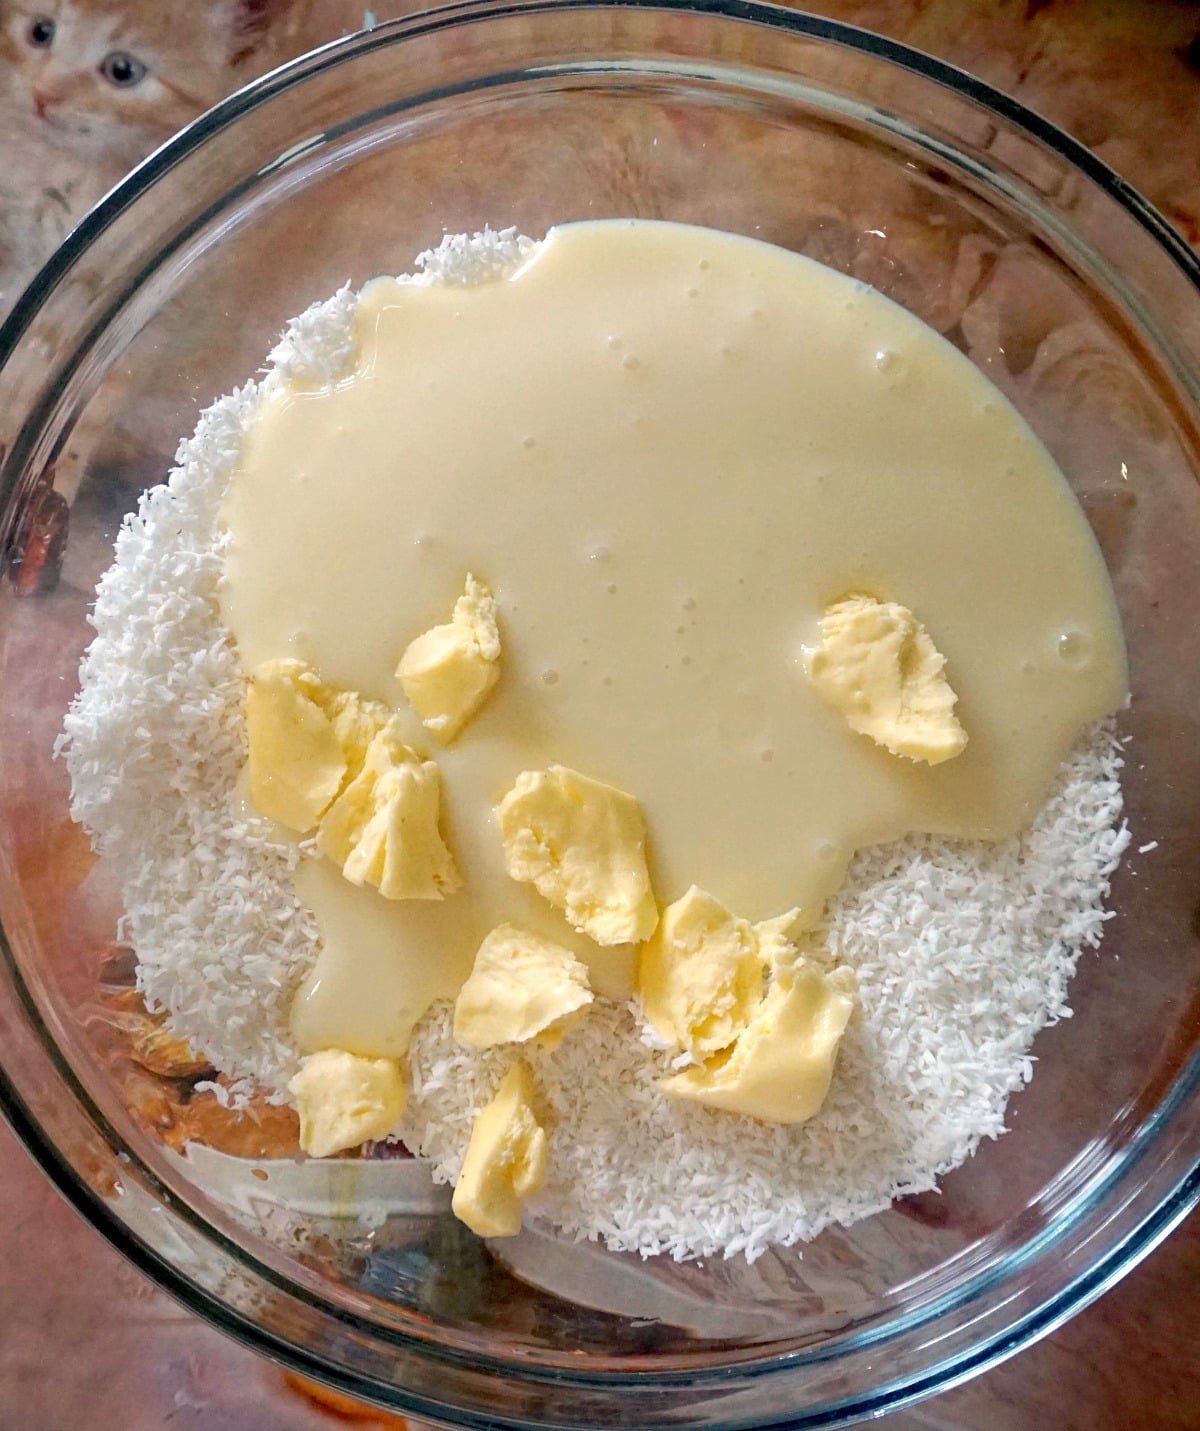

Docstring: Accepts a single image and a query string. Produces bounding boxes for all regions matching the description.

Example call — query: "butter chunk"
[808,596,967,765]
[638,886,797,1061]
[288,1048,407,1157]
[245,659,348,831]
[659,962,856,1124]
[317,718,461,900]
[452,1060,548,1238]
[454,923,593,1051]
[245,659,391,832]
[322,687,392,776]
[396,574,501,741]
[496,765,658,946]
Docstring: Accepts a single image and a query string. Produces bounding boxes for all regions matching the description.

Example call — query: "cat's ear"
[227,0,302,68]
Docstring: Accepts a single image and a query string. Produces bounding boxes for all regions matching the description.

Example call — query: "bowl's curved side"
[0,4,1198,1428]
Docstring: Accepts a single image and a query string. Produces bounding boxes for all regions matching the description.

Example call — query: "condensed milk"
[219,220,1126,1058]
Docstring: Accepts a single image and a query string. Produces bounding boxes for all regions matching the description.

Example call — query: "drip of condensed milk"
[219,220,1127,1060]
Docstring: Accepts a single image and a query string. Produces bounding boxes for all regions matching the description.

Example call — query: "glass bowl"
[1,2,1198,1426]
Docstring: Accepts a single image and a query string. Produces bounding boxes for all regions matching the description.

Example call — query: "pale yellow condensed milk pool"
[219,219,1126,1062]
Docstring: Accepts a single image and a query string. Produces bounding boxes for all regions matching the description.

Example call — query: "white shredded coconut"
[411,225,536,286]
[61,227,1128,1262]
[265,284,360,388]
[402,732,1128,1262]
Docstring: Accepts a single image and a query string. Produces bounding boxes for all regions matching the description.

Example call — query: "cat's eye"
[27,16,55,47]
[99,51,147,88]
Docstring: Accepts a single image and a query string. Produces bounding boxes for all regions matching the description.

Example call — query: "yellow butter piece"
[288,1047,407,1157]
[808,596,967,765]
[659,961,856,1124]
[454,923,593,1051]
[322,687,393,775]
[396,573,501,741]
[496,765,658,946]
[245,658,391,832]
[638,886,797,1061]
[245,659,347,831]
[452,1060,548,1238]
[317,718,461,900]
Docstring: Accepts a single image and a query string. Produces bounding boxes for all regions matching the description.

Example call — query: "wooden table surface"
[2,2,1198,1427]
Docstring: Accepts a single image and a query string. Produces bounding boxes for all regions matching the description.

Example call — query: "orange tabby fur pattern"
[0,0,350,317]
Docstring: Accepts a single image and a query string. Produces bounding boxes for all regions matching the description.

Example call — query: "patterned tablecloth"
[2,2,1197,1426]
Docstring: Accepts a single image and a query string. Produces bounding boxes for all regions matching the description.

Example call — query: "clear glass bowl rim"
[1,1,1198,1426]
